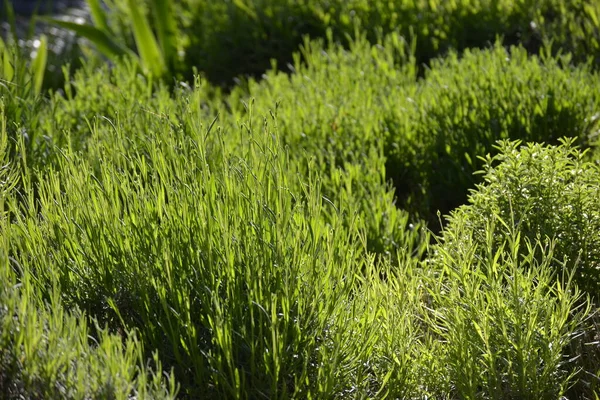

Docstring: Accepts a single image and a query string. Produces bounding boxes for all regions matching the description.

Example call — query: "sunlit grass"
[1,5,600,397]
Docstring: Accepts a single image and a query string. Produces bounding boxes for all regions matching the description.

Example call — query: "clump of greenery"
[225,32,415,157]
[3,106,427,397]
[47,0,600,86]
[425,226,591,399]
[0,106,177,399]
[0,281,178,399]
[25,32,424,258]
[440,140,600,294]
[385,43,600,224]
[0,34,48,159]
[3,9,600,398]
[225,36,600,227]
[224,32,423,255]
[430,140,600,398]
[75,0,600,84]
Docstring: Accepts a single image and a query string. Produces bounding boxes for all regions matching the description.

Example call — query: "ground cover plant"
[2,0,600,399]
[0,108,176,399]
[223,36,600,226]
[24,0,600,86]
[3,108,429,397]
[433,140,600,397]
[440,139,600,294]
[385,44,600,224]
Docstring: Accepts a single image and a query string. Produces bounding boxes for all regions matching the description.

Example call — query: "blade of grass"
[0,38,15,82]
[2,0,18,45]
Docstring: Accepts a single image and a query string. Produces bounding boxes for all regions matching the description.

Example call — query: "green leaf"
[150,0,178,69]
[3,0,18,43]
[44,18,134,61]
[233,0,258,20]
[87,0,109,32]
[31,35,47,96]
[0,37,15,82]
[584,4,599,28]
[127,0,166,78]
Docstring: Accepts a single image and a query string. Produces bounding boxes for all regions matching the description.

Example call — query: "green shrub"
[0,100,177,400]
[3,109,427,397]
[426,139,600,398]
[439,140,600,294]
[48,33,600,236]
[386,43,600,225]
[225,32,424,255]
[5,25,599,398]
[229,36,600,228]
[58,0,599,86]
[0,282,177,399]
[28,32,424,259]
[425,227,590,399]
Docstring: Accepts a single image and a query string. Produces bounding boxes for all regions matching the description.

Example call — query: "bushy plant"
[425,227,590,399]
[4,13,600,398]
[439,139,600,294]
[426,139,600,399]
[385,43,600,225]
[38,33,600,244]
[93,0,600,86]
[0,101,177,400]
[28,32,424,258]
[225,32,424,255]
[0,282,178,399]
[3,108,428,397]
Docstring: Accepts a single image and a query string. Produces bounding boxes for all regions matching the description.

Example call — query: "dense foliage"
[85,0,600,85]
[1,0,599,398]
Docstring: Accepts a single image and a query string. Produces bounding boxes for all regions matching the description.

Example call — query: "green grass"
[2,1,600,398]
[221,36,600,227]
[385,43,600,225]
[34,0,600,86]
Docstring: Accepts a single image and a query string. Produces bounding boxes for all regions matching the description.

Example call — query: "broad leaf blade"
[0,37,15,82]
[3,1,18,44]
[151,0,178,69]
[87,0,108,32]
[127,0,166,77]
[44,18,133,60]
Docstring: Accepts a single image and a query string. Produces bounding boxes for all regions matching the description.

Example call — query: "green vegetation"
[386,44,600,223]
[441,140,600,293]
[40,0,600,85]
[1,0,600,398]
